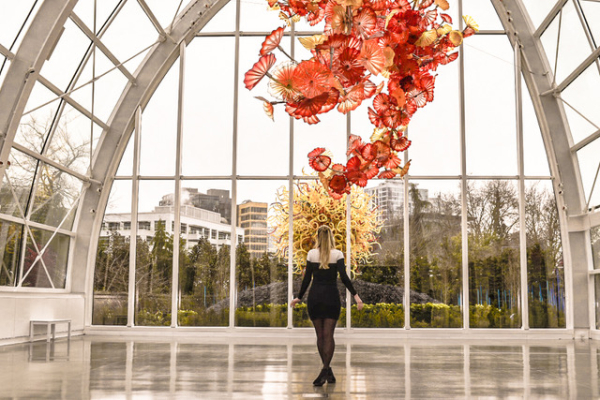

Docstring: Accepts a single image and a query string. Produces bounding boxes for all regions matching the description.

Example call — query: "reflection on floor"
[0,335,598,399]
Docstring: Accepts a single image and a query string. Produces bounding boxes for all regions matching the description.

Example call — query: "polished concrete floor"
[0,335,599,399]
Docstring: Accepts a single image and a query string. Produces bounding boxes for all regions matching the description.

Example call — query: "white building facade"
[365,181,429,224]
[101,205,244,250]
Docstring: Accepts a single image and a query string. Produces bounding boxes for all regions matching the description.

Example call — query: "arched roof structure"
[0,0,599,341]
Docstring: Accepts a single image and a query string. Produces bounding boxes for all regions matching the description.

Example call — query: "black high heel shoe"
[313,368,329,386]
[326,367,336,384]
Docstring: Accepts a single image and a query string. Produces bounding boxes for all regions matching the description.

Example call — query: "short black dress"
[296,249,357,320]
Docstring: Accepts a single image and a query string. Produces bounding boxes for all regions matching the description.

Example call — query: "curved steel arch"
[68,0,231,324]
[492,0,590,333]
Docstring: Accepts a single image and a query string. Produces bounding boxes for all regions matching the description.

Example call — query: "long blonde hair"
[315,225,335,269]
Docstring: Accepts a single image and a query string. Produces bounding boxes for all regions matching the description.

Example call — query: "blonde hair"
[315,225,335,269]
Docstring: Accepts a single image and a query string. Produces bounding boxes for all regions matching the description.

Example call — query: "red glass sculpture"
[244,0,478,196]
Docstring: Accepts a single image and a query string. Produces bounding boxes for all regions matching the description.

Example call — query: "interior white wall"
[0,294,84,345]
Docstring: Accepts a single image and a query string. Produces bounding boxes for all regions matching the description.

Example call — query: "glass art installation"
[245,0,477,197]
[269,180,382,275]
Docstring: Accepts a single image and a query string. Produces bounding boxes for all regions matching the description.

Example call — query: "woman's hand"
[354,294,364,311]
[290,298,302,308]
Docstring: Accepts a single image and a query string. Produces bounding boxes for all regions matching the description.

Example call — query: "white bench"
[29,319,71,342]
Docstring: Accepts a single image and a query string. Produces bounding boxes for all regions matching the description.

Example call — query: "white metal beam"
[12,133,101,187]
[69,12,136,84]
[228,0,241,329]
[136,0,170,41]
[534,0,568,38]
[0,43,14,60]
[458,0,469,329]
[0,213,76,238]
[554,45,600,93]
[36,75,110,131]
[571,129,600,152]
[499,0,588,330]
[171,42,185,328]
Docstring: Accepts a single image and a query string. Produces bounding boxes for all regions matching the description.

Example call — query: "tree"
[147,220,173,294]
[94,232,129,293]
[1,112,90,288]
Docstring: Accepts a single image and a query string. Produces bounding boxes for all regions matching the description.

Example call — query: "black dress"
[296,249,357,320]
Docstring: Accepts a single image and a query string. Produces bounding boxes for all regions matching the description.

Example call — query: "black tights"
[312,318,337,369]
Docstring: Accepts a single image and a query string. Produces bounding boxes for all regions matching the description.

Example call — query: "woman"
[290,225,364,386]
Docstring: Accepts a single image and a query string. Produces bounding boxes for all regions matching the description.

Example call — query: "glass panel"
[29,163,83,230]
[99,0,158,74]
[523,76,551,176]
[592,225,600,270]
[236,180,287,327]
[525,180,565,328]
[289,180,347,328]
[41,18,92,92]
[72,0,122,34]
[21,228,70,288]
[0,0,41,47]
[183,38,234,177]
[357,179,405,328]
[240,0,280,32]
[580,1,600,45]
[45,104,102,176]
[2,149,36,219]
[238,36,291,176]
[561,62,600,144]
[15,83,62,154]
[70,50,129,123]
[139,59,179,177]
[0,220,24,287]
[463,0,503,30]
[200,0,235,33]
[93,180,131,325]
[464,35,517,176]
[523,0,559,30]
[141,0,182,30]
[467,180,521,328]
[409,180,462,328]
[577,138,600,210]
[408,59,460,176]
[541,3,593,86]
[178,180,232,327]
[134,180,174,326]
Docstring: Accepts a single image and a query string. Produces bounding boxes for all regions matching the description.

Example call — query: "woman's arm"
[336,257,357,296]
[336,257,363,310]
[290,262,313,308]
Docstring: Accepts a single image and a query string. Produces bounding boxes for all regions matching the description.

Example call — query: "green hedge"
[95,301,563,328]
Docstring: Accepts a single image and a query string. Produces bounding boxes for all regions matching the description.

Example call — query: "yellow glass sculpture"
[269,180,382,276]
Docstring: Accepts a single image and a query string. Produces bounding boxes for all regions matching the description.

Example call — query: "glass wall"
[410,180,462,328]
[92,180,131,325]
[467,180,521,328]
[236,181,287,327]
[526,181,565,328]
[87,0,567,329]
[0,0,578,330]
